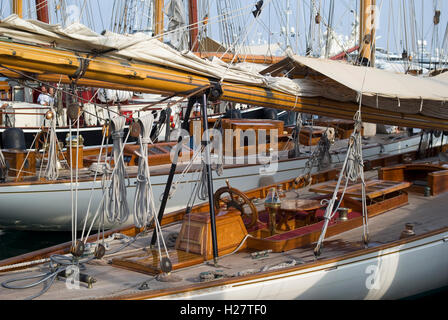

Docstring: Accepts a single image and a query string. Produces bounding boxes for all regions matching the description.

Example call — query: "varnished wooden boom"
[0,40,447,130]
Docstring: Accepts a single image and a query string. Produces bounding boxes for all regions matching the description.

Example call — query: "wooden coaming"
[379,163,448,196]
[175,210,248,260]
[2,149,36,180]
[429,170,448,196]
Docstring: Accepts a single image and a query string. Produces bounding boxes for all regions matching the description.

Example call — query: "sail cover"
[0,15,318,95]
[0,15,267,85]
[1,15,448,120]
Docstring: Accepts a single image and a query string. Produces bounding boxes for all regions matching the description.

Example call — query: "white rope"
[313,116,362,256]
[44,108,59,181]
[167,117,223,201]
[105,116,130,224]
[197,160,210,201]
[133,114,155,228]
[0,258,50,272]
[82,120,135,242]
[37,128,49,180]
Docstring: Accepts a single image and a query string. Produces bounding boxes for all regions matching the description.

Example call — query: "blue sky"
[1,1,447,56]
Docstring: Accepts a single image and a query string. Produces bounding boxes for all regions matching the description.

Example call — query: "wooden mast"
[35,0,49,23]
[153,0,164,41]
[188,0,199,52]
[359,0,376,66]
[12,0,23,18]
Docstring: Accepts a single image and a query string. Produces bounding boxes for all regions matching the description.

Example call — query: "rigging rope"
[1,254,94,300]
[313,110,368,257]
[314,79,370,257]
[80,125,109,243]
[294,128,331,187]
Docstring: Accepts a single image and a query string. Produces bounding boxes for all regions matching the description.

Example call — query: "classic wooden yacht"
[0,8,446,231]
[0,106,432,231]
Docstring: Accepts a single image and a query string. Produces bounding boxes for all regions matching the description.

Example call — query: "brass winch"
[400,223,416,239]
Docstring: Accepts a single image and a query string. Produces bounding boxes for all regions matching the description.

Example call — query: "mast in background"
[36,0,49,23]
[285,0,291,49]
[12,0,23,18]
[358,0,377,138]
[153,0,164,41]
[358,0,376,66]
[188,0,199,52]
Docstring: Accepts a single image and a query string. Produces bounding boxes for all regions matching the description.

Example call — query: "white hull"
[0,135,435,231]
[155,229,448,300]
